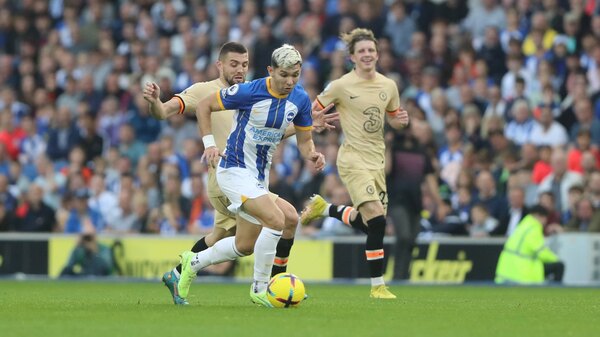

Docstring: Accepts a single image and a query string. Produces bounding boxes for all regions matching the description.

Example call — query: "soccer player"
[300,28,409,299]
[142,42,335,305]
[177,44,325,307]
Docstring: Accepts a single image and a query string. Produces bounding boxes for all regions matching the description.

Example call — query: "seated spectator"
[60,232,114,277]
[564,197,600,232]
[46,106,80,163]
[117,124,146,168]
[77,112,104,164]
[14,184,55,232]
[529,105,569,147]
[473,170,508,221]
[430,199,467,235]
[491,185,529,236]
[538,148,584,213]
[570,99,600,144]
[567,128,600,174]
[467,203,498,237]
[495,205,564,284]
[438,123,464,171]
[504,99,535,146]
[59,189,103,233]
[531,145,553,184]
[18,114,46,168]
[106,189,139,233]
[33,154,67,211]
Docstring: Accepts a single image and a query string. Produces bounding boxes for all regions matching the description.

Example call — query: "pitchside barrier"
[0,233,598,285]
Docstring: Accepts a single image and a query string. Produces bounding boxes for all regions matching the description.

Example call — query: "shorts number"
[379,191,388,208]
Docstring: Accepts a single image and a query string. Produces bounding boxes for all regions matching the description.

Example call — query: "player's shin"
[253,227,282,293]
[174,237,209,276]
[365,215,386,286]
[190,237,244,273]
[272,237,294,277]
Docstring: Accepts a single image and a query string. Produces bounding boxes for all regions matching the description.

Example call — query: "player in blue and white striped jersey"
[177,44,325,307]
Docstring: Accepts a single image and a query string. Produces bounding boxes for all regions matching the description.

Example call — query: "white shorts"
[216,166,268,225]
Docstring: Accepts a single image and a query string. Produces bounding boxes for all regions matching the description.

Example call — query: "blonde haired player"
[301,28,409,299]
[143,42,335,305]
[177,44,326,307]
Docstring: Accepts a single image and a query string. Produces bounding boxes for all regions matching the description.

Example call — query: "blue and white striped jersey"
[215,77,312,182]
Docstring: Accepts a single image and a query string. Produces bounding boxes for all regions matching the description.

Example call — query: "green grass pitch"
[0,280,598,337]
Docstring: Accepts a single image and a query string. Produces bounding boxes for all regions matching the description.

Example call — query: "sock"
[328,205,368,234]
[253,227,282,293]
[349,212,368,234]
[175,237,209,274]
[189,237,244,273]
[271,238,294,277]
[365,215,386,286]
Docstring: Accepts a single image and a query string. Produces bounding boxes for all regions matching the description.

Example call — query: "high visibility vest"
[495,215,559,284]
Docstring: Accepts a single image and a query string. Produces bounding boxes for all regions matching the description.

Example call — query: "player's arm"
[386,107,410,130]
[197,91,225,168]
[282,101,338,139]
[295,128,325,171]
[142,82,183,120]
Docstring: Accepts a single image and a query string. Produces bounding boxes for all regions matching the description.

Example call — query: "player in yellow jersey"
[143,42,336,305]
[300,29,409,299]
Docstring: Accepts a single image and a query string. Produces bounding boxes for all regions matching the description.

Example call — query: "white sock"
[322,203,333,217]
[190,237,244,273]
[371,276,385,287]
[252,227,282,292]
[172,268,180,278]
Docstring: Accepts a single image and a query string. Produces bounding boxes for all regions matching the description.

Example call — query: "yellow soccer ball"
[266,273,306,308]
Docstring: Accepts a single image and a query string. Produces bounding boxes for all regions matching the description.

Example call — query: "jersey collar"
[267,77,288,99]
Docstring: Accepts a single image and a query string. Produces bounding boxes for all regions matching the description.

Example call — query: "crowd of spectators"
[1,0,600,238]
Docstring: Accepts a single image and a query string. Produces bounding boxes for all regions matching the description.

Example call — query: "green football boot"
[249,284,273,308]
[177,251,196,299]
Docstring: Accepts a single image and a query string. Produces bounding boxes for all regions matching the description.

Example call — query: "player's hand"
[309,151,326,171]
[143,82,161,105]
[201,147,224,168]
[395,107,409,127]
[311,101,338,133]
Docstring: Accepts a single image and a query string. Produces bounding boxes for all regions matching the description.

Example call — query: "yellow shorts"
[208,195,237,231]
[338,168,388,214]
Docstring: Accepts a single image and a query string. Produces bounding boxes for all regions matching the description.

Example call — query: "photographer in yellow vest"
[495,205,565,284]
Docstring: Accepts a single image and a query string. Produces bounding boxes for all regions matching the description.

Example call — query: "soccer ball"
[266,273,306,308]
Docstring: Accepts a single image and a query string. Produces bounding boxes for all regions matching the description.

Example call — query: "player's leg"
[338,169,395,298]
[241,194,284,296]
[163,197,236,304]
[356,200,395,298]
[300,194,368,233]
[272,196,298,276]
[177,223,250,299]
[358,171,395,299]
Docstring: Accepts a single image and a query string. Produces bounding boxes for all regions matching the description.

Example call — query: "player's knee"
[283,208,299,230]
[235,240,254,256]
[205,231,226,247]
[263,208,285,231]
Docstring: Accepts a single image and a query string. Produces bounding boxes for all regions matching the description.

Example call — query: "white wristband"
[202,135,216,148]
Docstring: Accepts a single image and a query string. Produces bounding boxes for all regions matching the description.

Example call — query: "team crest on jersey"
[379,92,387,101]
[366,185,375,194]
[286,110,295,122]
[227,84,239,95]
[256,181,265,189]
